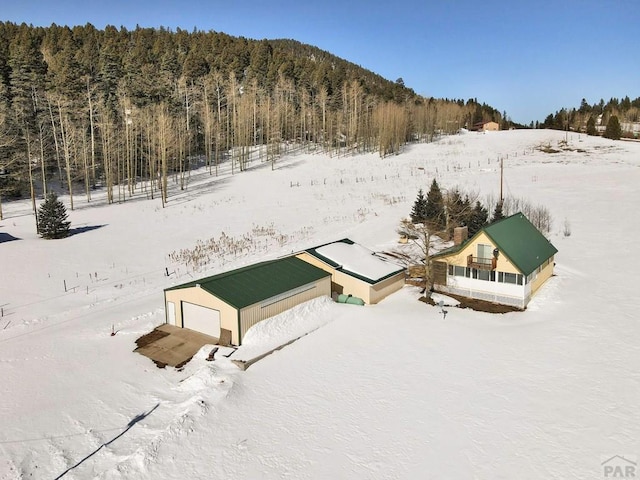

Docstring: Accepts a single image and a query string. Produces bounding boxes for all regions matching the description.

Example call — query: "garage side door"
[181,302,221,338]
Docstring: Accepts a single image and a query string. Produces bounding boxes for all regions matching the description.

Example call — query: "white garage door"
[181,302,221,338]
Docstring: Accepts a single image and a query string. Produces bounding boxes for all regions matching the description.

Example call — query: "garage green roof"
[165,256,331,309]
[433,212,558,276]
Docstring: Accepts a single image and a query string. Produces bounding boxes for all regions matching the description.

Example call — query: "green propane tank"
[337,294,365,306]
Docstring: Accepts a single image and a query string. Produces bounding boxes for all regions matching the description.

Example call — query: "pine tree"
[586,116,596,136]
[37,192,70,239]
[410,188,427,223]
[603,115,622,140]
[444,188,466,235]
[491,201,504,223]
[467,201,488,237]
[425,178,445,231]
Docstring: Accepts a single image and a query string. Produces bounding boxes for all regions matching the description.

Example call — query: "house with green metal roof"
[164,256,331,345]
[296,238,406,304]
[430,212,558,309]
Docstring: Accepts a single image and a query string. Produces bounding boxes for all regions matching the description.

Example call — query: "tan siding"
[297,251,370,300]
[333,270,370,302]
[530,257,555,296]
[165,287,238,342]
[166,277,331,346]
[297,251,404,304]
[432,261,447,285]
[295,252,335,276]
[369,272,405,304]
[436,232,521,274]
[239,277,331,341]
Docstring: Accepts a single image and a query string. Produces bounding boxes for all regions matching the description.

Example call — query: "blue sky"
[2,0,638,124]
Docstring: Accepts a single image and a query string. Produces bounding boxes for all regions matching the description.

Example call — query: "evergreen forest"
[539,96,640,137]
[0,22,504,216]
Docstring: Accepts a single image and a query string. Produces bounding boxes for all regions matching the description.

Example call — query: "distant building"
[621,122,640,137]
[472,121,500,132]
[594,114,640,137]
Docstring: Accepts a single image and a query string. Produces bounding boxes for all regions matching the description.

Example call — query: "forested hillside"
[0,22,502,216]
[539,96,640,137]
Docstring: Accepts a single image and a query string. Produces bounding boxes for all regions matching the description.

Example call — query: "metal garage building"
[296,238,405,304]
[164,256,331,345]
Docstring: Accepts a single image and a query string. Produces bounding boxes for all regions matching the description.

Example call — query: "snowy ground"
[1,130,640,479]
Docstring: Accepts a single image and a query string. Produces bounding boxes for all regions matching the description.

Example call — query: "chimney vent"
[453,226,468,246]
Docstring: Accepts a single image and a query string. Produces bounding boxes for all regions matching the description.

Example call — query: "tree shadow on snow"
[68,224,107,236]
[53,403,160,479]
[0,232,20,243]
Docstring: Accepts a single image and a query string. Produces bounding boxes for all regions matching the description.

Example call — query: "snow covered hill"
[1,130,639,479]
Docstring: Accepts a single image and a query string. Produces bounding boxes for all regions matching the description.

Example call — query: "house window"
[454,265,465,277]
[478,269,491,281]
[477,243,493,260]
[498,272,524,285]
[465,267,471,278]
[448,265,454,275]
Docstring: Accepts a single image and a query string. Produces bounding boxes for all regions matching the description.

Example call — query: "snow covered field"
[1,130,639,479]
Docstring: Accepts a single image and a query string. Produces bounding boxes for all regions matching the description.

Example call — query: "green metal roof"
[483,213,558,276]
[433,212,558,276]
[165,256,331,309]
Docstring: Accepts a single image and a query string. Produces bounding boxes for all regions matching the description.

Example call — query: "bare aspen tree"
[236,91,252,171]
[57,100,74,210]
[268,91,282,168]
[139,106,155,199]
[275,74,295,154]
[300,89,311,151]
[121,100,134,197]
[209,76,225,174]
[375,102,394,157]
[247,78,260,159]
[396,218,447,289]
[29,86,50,198]
[156,104,172,207]
[201,79,214,174]
[360,96,375,152]
[316,85,328,151]
[0,107,15,219]
[86,78,97,186]
[37,115,48,197]
[211,71,226,175]
[47,97,63,186]
[80,123,91,202]
[348,80,363,153]
[21,127,38,220]
[263,95,275,168]
[97,105,115,204]
[178,78,198,187]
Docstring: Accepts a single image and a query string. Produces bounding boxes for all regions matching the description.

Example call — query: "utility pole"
[500,157,503,203]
